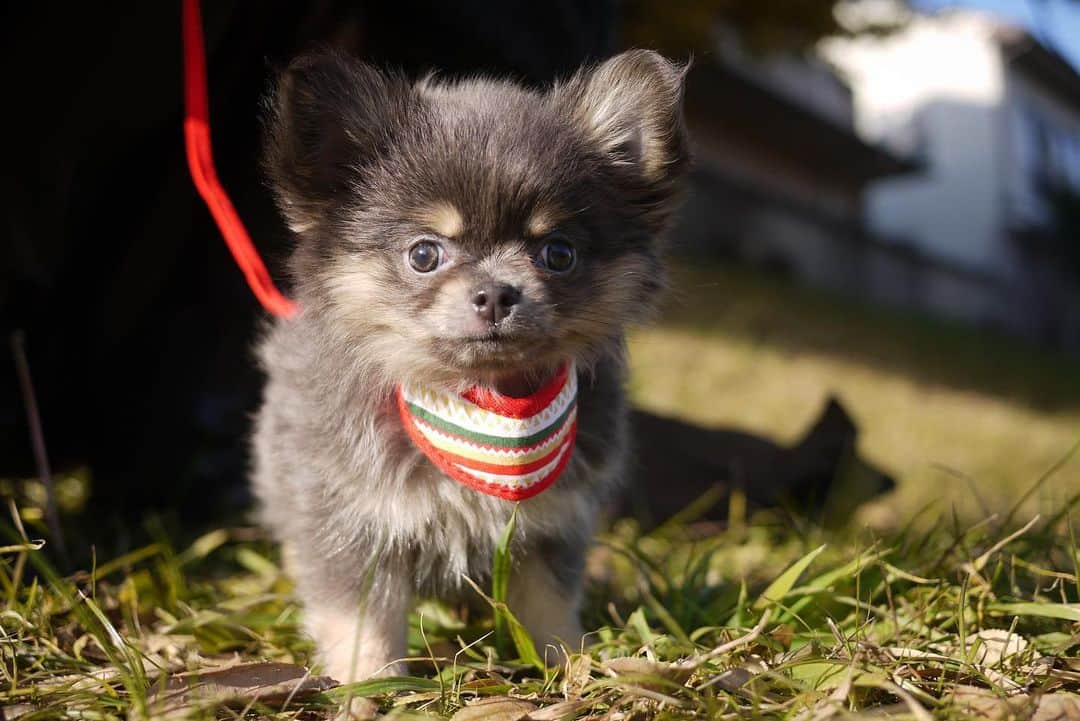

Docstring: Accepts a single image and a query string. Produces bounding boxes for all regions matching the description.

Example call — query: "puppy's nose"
[471,283,521,325]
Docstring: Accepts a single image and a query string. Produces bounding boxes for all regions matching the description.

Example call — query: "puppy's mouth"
[461,329,512,344]
[452,325,536,350]
[434,329,561,389]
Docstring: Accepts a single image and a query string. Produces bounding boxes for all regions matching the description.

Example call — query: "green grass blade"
[785,547,890,617]
[642,586,690,643]
[329,676,441,699]
[988,602,1080,622]
[492,505,519,656]
[626,606,656,645]
[752,544,827,611]
[503,604,545,671]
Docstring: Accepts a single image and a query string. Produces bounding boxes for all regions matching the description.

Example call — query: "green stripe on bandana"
[406,401,575,449]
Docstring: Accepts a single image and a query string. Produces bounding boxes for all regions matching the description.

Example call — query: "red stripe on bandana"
[461,363,571,418]
[396,363,578,501]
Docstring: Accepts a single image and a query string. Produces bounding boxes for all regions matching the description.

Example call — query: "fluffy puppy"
[252,49,689,685]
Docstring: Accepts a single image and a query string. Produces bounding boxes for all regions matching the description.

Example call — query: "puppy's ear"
[263,52,414,233]
[553,50,690,231]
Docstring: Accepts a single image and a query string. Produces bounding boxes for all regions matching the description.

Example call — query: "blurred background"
[2,0,1078,552]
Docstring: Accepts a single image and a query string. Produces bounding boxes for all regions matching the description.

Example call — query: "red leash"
[181,0,297,318]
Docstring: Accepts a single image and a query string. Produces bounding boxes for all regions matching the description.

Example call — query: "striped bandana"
[396,363,578,501]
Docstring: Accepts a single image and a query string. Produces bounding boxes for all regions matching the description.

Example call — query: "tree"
[619,0,909,55]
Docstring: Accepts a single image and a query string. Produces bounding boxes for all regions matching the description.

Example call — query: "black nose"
[471,283,521,325]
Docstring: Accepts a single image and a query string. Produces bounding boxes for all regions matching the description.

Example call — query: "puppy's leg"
[508,542,586,662]
[303,573,411,684]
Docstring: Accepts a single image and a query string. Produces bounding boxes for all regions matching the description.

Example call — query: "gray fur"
[252,49,689,681]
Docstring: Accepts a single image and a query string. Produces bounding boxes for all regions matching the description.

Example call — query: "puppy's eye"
[408,240,443,273]
[538,238,576,273]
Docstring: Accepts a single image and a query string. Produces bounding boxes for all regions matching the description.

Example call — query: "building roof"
[685,60,919,187]
[995,25,1080,108]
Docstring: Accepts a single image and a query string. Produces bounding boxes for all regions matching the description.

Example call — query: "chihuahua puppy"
[252,49,688,686]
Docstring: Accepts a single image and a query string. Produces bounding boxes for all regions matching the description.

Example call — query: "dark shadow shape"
[622,396,895,529]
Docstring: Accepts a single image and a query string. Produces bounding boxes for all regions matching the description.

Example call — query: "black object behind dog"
[625,397,895,529]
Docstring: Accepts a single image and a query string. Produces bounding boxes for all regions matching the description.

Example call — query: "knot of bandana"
[396,364,578,501]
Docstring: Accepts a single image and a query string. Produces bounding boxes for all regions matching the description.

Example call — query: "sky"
[914,0,1080,70]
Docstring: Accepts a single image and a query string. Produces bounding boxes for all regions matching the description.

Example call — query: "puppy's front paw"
[533,621,585,664]
[321,644,404,686]
[305,594,410,685]
[509,557,586,664]
[324,649,404,720]
[335,695,379,721]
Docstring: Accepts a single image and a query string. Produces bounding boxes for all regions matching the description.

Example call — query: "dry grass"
[1,504,1078,719]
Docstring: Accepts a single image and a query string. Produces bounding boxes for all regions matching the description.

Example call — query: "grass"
[629,262,1080,522]
[2,499,1079,719]
[3,263,1079,719]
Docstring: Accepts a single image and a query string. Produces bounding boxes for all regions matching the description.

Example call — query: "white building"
[822,9,1080,348]
[674,32,917,306]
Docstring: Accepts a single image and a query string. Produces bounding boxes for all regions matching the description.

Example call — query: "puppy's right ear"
[263,52,413,233]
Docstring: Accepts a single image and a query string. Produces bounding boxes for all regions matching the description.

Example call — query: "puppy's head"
[264,50,689,391]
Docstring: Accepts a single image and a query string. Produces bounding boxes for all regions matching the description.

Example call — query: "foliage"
[619,0,909,56]
[1,492,1079,719]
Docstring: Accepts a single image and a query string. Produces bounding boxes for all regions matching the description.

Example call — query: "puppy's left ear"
[553,50,690,231]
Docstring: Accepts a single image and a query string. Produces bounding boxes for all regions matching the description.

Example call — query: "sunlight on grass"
[2,504,1078,719]
[628,263,1080,523]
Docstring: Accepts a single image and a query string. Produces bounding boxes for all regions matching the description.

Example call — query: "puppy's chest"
[343,410,604,591]
[321,371,625,584]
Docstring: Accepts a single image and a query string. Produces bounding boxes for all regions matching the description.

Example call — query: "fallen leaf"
[948,685,1012,719]
[972,629,1030,667]
[1033,693,1080,721]
[451,697,538,721]
[0,704,35,720]
[562,654,593,698]
[601,657,692,691]
[147,661,336,715]
[948,686,1080,721]
[527,698,593,720]
[700,665,758,692]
